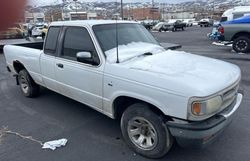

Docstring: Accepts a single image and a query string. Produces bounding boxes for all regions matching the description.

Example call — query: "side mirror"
[76,51,93,65]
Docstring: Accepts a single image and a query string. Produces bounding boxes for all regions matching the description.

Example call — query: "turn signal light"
[192,103,202,115]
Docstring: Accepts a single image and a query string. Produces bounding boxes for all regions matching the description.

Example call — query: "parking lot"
[0,26,250,161]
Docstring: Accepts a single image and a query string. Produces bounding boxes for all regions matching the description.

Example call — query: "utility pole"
[61,0,66,20]
[121,0,124,20]
[73,0,78,19]
[213,1,215,13]
[152,0,155,23]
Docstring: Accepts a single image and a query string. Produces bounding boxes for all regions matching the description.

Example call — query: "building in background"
[162,11,195,20]
[124,8,160,20]
[25,11,45,23]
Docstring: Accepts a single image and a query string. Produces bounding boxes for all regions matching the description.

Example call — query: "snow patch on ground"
[212,42,232,47]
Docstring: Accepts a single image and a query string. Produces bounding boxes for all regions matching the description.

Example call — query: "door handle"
[56,63,64,68]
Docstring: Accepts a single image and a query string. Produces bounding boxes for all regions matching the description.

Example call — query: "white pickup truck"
[4,20,243,158]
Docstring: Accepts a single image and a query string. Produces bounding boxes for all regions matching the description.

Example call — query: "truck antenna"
[115,0,120,63]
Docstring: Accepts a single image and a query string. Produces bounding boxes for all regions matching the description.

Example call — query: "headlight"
[191,96,223,116]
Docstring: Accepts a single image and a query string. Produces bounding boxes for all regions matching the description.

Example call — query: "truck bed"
[15,42,44,50]
[4,44,43,85]
[0,38,44,51]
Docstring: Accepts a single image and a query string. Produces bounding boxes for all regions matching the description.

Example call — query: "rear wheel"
[233,36,250,53]
[121,103,173,158]
[18,69,40,97]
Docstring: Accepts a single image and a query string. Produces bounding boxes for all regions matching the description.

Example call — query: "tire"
[121,103,173,159]
[233,36,250,53]
[159,29,162,32]
[18,69,40,97]
[42,33,45,40]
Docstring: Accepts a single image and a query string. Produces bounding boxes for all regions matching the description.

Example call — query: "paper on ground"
[42,138,68,150]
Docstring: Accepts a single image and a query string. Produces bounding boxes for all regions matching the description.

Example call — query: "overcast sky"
[29,0,196,6]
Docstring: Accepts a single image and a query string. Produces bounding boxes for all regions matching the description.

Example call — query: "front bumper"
[166,93,243,148]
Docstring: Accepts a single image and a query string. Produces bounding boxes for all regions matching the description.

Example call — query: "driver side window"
[61,27,100,65]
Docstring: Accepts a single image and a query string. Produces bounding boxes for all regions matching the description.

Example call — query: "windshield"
[220,17,228,22]
[93,23,159,53]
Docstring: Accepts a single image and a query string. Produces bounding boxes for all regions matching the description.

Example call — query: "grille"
[221,84,239,110]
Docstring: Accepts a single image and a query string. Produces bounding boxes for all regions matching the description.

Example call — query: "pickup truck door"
[55,26,103,111]
[40,26,61,92]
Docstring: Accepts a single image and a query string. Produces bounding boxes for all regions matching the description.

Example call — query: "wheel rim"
[236,40,248,51]
[20,76,29,94]
[127,117,158,150]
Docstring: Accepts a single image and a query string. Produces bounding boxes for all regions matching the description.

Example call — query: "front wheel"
[121,103,173,158]
[233,36,250,53]
[18,69,40,97]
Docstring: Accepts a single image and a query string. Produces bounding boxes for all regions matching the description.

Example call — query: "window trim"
[59,26,100,66]
[44,26,61,56]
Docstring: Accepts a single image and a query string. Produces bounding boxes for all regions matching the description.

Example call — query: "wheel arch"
[112,95,168,120]
[13,60,26,74]
[231,32,250,41]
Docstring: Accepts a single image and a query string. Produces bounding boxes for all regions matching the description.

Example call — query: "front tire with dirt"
[121,103,173,159]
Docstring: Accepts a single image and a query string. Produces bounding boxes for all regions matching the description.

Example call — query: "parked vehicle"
[183,19,194,27]
[0,23,27,39]
[142,22,153,30]
[192,21,199,26]
[173,20,186,31]
[219,15,250,53]
[153,22,175,32]
[141,20,159,30]
[41,25,48,40]
[153,20,186,32]
[32,24,48,38]
[221,6,250,22]
[198,19,213,27]
[4,20,243,158]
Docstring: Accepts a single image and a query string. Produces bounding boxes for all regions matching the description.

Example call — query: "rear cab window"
[44,26,61,55]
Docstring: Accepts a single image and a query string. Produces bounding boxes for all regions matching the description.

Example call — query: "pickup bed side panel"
[4,45,44,86]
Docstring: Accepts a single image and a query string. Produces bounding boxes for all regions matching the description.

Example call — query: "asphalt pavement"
[0,26,250,161]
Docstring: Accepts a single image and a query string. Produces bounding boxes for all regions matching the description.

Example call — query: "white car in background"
[32,24,47,38]
[183,19,194,27]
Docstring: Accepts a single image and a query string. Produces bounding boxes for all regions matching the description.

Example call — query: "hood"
[105,43,241,97]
